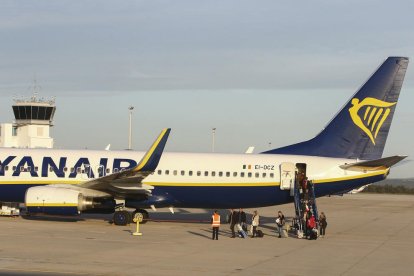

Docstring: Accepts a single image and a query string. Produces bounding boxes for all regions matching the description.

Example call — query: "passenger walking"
[251,210,259,238]
[230,209,239,238]
[211,210,220,240]
[239,208,247,231]
[275,211,285,238]
[319,212,327,237]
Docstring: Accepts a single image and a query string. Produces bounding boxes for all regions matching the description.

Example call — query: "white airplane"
[0,57,409,225]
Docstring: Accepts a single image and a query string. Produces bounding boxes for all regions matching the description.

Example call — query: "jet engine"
[25,186,115,215]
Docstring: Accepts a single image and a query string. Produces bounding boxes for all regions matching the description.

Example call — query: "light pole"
[212,128,216,153]
[128,106,134,150]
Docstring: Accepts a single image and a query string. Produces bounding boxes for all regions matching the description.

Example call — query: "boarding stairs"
[292,178,319,238]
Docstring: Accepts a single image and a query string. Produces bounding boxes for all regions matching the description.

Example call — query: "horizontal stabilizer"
[340,155,407,171]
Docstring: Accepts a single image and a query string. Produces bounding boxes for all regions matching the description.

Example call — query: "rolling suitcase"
[237,224,248,238]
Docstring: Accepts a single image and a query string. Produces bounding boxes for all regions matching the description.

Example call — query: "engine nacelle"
[25,186,115,216]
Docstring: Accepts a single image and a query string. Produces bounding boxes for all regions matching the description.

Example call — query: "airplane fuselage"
[0,148,388,209]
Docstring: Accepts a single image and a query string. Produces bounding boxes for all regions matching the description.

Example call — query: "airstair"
[292,175,319,238]
[279,162,319,238]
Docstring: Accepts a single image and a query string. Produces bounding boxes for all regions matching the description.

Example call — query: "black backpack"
[256,230,264,238]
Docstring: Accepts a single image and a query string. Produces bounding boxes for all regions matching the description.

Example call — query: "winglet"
[134,128,171,172]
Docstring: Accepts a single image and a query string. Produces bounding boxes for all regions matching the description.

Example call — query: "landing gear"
[112,209,149,226]
[113,210,131,226]
[132,209,149,224]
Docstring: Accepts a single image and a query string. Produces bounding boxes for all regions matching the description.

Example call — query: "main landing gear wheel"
[132,209,149,224]
[113,210,131,226]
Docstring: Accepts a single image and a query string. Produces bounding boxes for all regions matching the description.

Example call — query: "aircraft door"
[280,162,295,192]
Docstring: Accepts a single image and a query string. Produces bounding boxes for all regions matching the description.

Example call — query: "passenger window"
[270,173,274,178]
[226,172,230,177]
[13,166,16,171]
[212,171,216,177]
[5,166,8,171]
[189,171,193,176]
[255,172,259,178]
[197,171,201,176]
[240,172,245,177]
[49,167,54,172]
[114,168,119,173]
[181,170,185,176]
[20,166,24,172]
[63,167,67,172]
[233,172,237,177]
[219,172,223,177]
[70,167,75,173]
[204,171,208,176]
[165,170,170,175]
[248,172,252,178]
[173,170,177,176]
[27,166,31,172]
[106,168,110,173]
[157,170,162,175]
[262,173,266,178]
[77,167,82,173]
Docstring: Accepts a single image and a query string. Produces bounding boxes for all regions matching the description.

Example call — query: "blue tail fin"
[263,57,409,160]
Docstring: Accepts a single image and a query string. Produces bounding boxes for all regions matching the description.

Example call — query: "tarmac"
[0,193,413,276]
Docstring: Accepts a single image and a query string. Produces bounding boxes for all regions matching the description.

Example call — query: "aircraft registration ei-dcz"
[0,57,409,225]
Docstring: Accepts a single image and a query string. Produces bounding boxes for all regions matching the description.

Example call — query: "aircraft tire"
[113,210,130,226]
[133,209,149,224]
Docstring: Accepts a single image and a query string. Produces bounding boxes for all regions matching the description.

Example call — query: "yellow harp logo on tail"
[349,97,396,145]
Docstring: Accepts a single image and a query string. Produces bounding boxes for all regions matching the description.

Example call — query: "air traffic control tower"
[0,94,55,148]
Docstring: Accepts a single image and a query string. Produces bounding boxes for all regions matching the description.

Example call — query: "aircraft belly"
[0,184,42,202]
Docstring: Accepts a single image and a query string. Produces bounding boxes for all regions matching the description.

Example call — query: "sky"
[0,0,413,178]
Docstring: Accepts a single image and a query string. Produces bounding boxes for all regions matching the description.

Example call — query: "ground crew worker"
[211,210,220,240]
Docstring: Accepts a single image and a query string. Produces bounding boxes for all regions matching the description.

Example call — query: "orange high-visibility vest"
[212,214,220,227]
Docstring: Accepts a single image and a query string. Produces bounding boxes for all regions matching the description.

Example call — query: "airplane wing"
[340,155,407,172]
[79,128,171,198]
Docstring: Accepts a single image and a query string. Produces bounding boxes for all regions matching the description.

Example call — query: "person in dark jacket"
[239,208,247,231]
[229,209,239,238]
[319,212,327,237]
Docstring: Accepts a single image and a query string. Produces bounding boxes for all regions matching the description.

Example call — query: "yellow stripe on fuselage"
[0,180,82,185]
[26,203,78,207]
[145,181,280,187]
[313,169,388,184]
